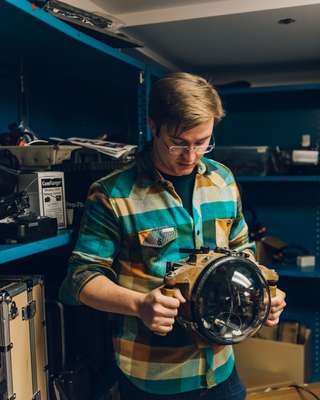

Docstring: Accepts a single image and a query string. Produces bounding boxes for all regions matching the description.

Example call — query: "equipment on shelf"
[54,147,133,202]
[42,0,143,49]
[244,206,314,269]
[270,146,320,175]
[0,214,58,243]
[256,236,288,266]
[0,191,29,220]
[256,235,312,268]
[0,190,58,244]
[160,246,278,345]
[213,146,271,176]
[244,206,268,242]
[0,121,42,146]
[213,145,320,176]
[18,171,67,229]
[1,145,80,170]
[0,148,20,196]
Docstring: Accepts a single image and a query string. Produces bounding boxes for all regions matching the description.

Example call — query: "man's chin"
[175,164,195,174]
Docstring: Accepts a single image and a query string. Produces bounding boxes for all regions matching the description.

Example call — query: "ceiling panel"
[46,0,320,80]
[124,4,320,68]
[91,0,217,14]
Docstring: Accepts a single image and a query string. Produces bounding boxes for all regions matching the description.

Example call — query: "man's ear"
[149,118,157,138]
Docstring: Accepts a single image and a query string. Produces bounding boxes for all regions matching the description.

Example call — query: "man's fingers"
[271,302,286,313]
[152,317,175,334]
[153,316,175,327]
[265,319,279,327]
[153,325,174,335]
[262,286,286,328]
[268,309,283,320]
[160,288,185,308]
[172,288,186,303]
[265,309,284,326]
[160,294,180,309]
[154,303,178,317]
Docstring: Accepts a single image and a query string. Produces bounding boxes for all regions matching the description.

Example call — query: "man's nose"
[182,148,197,161]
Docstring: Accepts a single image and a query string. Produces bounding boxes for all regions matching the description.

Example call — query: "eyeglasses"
[167,143,215,155]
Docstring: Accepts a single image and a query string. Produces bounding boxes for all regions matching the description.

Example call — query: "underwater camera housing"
[163,247,278,345]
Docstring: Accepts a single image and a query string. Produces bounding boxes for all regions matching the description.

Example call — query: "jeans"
[118,367,246,400]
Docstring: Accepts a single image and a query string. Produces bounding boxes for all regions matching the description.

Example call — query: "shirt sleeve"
[229,182,256,257]
[59,182,121,305]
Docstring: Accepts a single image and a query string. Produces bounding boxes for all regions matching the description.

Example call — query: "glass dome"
[190,255,270,344]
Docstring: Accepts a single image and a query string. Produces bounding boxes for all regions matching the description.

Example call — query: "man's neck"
[161,169,196,180]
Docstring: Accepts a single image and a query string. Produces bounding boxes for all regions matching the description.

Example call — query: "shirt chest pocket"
[215,218,233,248]
[137,226,177,267]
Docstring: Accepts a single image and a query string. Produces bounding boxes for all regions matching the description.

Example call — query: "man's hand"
[138,287,186,334]
[264,288,286,327]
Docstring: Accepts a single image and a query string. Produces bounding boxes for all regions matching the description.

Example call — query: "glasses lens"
[169,144,215,154]
[169,146,184,154]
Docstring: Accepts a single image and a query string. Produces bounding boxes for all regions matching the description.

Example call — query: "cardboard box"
[278,321,300,343]
[235,330,311,389]
[255,326,279,341]
[18,171,67,229]
[247,382,320,399]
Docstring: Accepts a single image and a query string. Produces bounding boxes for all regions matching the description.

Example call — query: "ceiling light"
[278,18,296,24]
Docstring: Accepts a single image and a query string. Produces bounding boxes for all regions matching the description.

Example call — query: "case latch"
[9,301,18,320]
[32,390,41,400]
[22,301,36,320]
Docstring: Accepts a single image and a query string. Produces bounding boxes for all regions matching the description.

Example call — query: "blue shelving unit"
[214,73,320,381]
[1,0,144,77]
[0,229,73,264]
[0,1,162,266]
[237,176,320,183]
[276,266,320,278]
[0,0,165,143]
[218,82,320,95]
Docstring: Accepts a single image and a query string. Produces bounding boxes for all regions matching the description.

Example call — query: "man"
[60,72,286,400]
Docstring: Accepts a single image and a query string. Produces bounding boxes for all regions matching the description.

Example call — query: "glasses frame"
[165,138,215,155]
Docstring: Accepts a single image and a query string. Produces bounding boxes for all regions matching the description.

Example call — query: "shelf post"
[137,69,151,149]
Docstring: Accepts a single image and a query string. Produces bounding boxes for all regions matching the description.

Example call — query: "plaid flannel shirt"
[60,146,253,394]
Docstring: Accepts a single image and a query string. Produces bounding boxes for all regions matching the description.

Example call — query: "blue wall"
[0,69,139,143]
[212,88,320,257]
[215,90,320,147]
[0,71,19,133]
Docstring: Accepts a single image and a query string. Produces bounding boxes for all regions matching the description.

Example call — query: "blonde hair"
[149,72,225,136]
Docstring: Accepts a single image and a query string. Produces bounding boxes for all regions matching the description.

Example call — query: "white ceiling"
[62,0,320,84]
[90,0,208,14]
